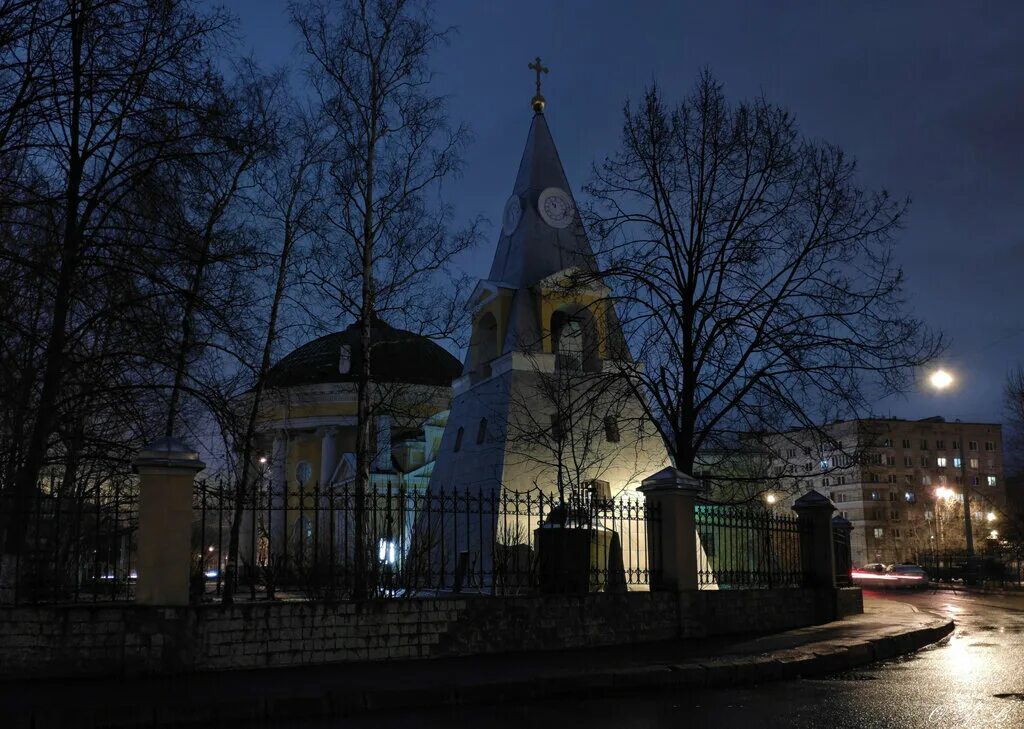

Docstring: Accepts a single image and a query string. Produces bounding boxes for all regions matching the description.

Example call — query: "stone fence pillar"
[133,437,206,606]
[792,489,837,589]
[639,467,702,592]
[831,515,854,586]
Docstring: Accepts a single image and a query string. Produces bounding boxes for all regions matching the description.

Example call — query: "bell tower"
[428,61,668,501]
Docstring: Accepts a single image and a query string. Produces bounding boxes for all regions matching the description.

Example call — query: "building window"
[987,475,997,486]
[837,476,846,485]
[804,462,813,472]
[905,491,916,503]
[920,439,928,450]
[892,528,901,538]
[870,491,881,501]
[295,461,312,485]
[904,474,913,484]
[938,475,947,485]
[883,438,893,448]
[841,511,849,519]
[887,474,897,484]
[836,493,848,503]
[936,457,947,468]
[904,456,913,467]
[952,440,960,449]
[804,447,811,456]
[901,439,911,448]
[888,491,897,501]
[936,439,944,449]
[954,457,962,468]
[968,441,978,451]
[886,455,896,466]
[819,459,829,470]
[920,456,929,467]
[603,416,620,443]
[890,511,901,521]
[787,448,797,458]
[822,477,830,487]
[971,475,979,486]
[476,418,488,444]
[985,441,995,451]
[873,528,884,539]
[922,475,931,485]
[454,427,464,452]
[924,510,933,521]
[969,458,979,469]
[870,473,880,483]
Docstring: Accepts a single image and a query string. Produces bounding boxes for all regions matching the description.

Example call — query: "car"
[850,562,888,587]
[850,562,929,589]
[886,563,929,588]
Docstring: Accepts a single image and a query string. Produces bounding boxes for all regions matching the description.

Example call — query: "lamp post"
[928,369,974,557]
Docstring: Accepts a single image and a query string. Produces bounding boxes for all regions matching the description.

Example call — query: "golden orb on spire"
[528,56,549,112]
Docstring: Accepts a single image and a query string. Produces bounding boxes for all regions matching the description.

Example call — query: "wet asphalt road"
[290,589,1024,729]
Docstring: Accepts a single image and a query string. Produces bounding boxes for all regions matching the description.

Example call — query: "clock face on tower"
[537,187,574,229]
[502,195,522,236]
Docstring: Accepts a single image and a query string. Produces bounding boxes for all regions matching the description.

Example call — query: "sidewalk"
[1,596,953,729]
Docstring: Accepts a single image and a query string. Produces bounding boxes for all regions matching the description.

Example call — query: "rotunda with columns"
[252,318,459,553]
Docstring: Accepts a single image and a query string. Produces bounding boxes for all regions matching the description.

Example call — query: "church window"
[295,461,312,485]
[604,416,620,443]
[454,427,464,452]
[476,418,487,444]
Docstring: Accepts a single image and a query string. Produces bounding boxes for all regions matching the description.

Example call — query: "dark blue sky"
[219,0,1024,426]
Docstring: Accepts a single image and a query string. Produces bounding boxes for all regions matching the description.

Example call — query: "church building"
[427,69,669,555]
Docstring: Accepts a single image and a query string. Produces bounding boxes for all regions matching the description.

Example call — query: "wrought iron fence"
[0,477,658,603]
[0,483,138,604]
[198,479,657,601]
[694,502,807,589]
[918,551,1024,588]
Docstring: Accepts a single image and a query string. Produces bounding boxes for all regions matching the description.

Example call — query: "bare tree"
[585,73,942,478]
[0,0,231,588]
[290,0,479,597]
[220,95,328,604]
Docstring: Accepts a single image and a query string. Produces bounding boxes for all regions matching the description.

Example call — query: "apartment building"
[774,417,1006,565]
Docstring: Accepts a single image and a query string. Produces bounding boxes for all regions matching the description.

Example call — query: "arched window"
[454,426,464,452]
[551,307,599,372]
[476,418,488,444]
[295,461,312,485]
[468,312,499,382]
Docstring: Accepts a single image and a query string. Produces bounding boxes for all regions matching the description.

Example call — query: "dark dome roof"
[268,319,461,389]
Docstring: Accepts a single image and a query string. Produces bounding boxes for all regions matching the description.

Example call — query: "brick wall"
[0,587,860,680]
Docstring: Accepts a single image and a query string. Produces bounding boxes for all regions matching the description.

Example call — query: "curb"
[12,618,955,727]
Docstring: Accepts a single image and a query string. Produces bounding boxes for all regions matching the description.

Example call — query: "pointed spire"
[487,113,597,288]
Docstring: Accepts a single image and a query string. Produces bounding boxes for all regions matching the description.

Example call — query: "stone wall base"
[0,587,862,680]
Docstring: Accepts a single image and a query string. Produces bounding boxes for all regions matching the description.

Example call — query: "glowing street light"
[929,369,954,390]
[986,512,997,523]
[765,494,777,505]
[935,486,955,500]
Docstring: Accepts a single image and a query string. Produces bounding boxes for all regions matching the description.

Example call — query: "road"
[302,590,1024,729]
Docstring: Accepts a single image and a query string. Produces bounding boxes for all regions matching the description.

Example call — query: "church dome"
[267,319,461,389]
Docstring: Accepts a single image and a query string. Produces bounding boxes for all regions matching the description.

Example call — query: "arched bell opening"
[468,311,499,383]
[550,305,600,373]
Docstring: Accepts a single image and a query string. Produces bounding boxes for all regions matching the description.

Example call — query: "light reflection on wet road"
[295,590,1024,729]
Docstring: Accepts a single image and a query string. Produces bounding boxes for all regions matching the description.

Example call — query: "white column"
[270,430,288,556]
[375,415,392,472]
[318,426,339,487]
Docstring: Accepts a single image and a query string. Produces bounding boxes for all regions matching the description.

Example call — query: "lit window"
[969,458,979,469]
[873,528,884,539]
[820,459,829,470]
[987,475,997,487]
[870,491,881,501]
[921,475,931,485]
[953,457,962,468]
[905,491,916,503]
[936,457,947,468]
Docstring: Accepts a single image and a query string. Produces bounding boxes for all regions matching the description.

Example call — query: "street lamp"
[926,368,974,558]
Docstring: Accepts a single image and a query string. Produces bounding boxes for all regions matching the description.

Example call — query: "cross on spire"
[528,56,549,113]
